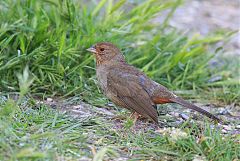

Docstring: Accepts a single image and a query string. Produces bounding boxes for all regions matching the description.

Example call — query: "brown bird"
[87,42,220,124]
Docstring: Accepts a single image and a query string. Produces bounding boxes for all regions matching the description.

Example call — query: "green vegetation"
[0,98,239,160]
[0,0,238,103]
[0,0,239,160]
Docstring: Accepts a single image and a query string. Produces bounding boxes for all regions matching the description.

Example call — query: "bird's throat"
[96,54,126,66]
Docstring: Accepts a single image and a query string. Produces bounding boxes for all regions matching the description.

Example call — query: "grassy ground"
[0,0,239,160]
[0,97,239,160]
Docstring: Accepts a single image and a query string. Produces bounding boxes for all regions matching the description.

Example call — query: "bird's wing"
[107,68,158,123]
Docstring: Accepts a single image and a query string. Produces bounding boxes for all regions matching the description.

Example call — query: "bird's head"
[87,42,125,65]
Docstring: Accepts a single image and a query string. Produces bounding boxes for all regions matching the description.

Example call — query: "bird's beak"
[86,46,97,54]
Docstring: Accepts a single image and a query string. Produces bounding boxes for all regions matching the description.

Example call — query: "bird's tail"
[170,97,221,123]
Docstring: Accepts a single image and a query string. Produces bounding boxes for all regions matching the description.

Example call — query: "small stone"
[193,155,207,161]
[50,104,57,109]
[46,98,53,102]
[235,125,240,129]
[170,112,179,117]
[218,108,228,115]
[179,113,189,120]
[221,129,227,133]
[73,105,82,109]
[223,125,232,131]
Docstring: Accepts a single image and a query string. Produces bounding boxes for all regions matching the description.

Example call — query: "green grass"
[0,0,239,104]
[0,0,239,160]
[0,98,239,161]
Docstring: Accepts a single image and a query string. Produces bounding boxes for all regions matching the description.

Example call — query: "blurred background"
[156,0,239,56]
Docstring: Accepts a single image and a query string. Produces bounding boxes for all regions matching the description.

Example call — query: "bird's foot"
[129,112,141,125]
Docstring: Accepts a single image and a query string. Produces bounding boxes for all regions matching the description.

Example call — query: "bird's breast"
[96,66,109,92]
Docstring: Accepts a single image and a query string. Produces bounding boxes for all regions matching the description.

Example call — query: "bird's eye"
[100,48,105,51]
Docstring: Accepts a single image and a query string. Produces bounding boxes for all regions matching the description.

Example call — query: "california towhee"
[87,42,220,123]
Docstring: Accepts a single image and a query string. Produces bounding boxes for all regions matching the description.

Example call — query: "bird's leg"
[129,112,135,118]
[130,112,140,125]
